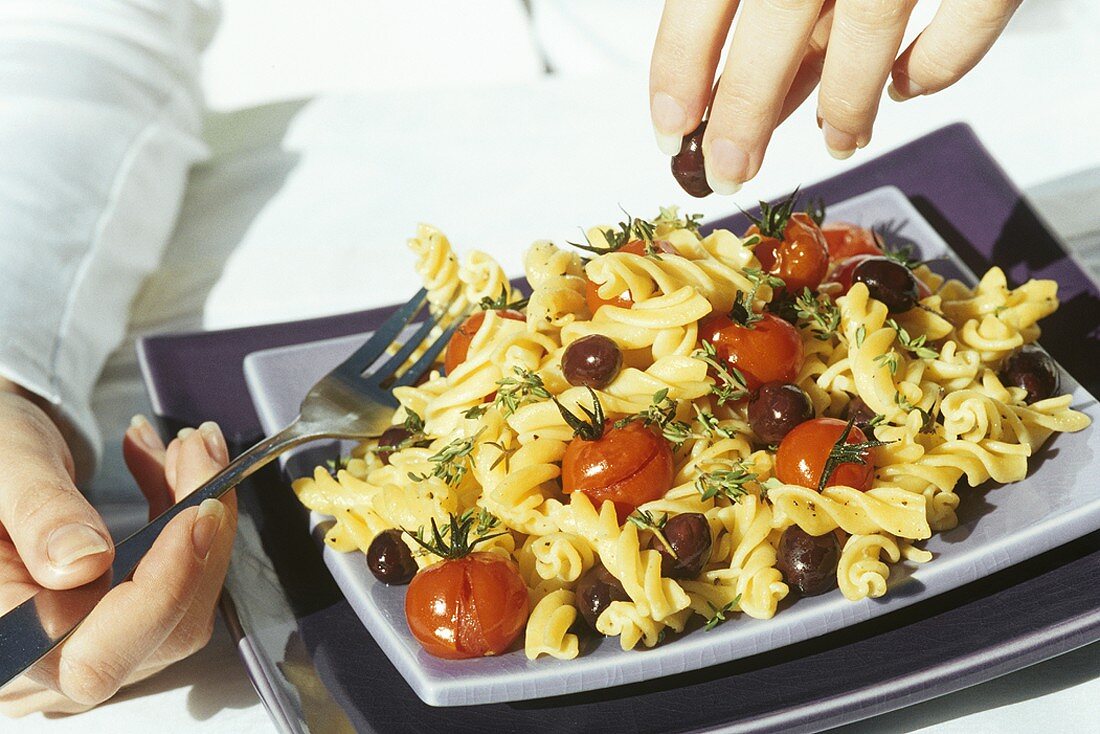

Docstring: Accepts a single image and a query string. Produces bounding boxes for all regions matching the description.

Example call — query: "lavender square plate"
[241,185,1100,707]
[139,124,1100,733]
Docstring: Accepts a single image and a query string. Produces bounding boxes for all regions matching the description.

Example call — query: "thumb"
[0,393,113,589]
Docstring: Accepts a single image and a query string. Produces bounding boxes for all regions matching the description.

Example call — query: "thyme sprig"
[407,427,486,487]
[554,387,606,441]
[627,510,677,558]
[886,319,939,360]
[376,410,428,459]
[796,287,841,341]
[655,205,703,235]
[692,341,749,405]
[616,388,677,431]
[704,597,741,631]
[403,410,426,435]
[695,460,757,503]
[895,393,937,434]
[661,405,736,450]
[818,418,891,492]
[745,188,800,239]
[404,509,507,560]
[874,351,900,375]
[493,367,552,416]
[730,267,786,328]
[478,287,529,312]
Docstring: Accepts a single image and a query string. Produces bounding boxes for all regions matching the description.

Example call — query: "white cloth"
[0,0,216,476]
[4,1,1100,732]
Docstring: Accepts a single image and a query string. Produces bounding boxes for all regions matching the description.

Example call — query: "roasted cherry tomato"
[821,222,883,261]
[748,212,830,293]
[776,417,875,491]
[404,553,529,659]
[585,240,679,314]
[562,420,674,521]
[698,312,804,391]
[444,308,525,374]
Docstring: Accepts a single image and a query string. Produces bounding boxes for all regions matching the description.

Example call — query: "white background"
[17,0,1100,732]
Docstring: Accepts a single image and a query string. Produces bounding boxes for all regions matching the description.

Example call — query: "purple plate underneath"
[139,124,1100,733]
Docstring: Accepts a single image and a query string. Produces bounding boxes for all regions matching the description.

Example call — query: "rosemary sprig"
[407,428,486,486]
[886,319,939,360]
[570,211,657,255]
[796,287,841,341]
[627,510,677,558]
[704,597,741,631]
[478,287,529,312]
[325,451,350,476]
[404,509,507,560]
[818,418,891,492]
[695,460,757,503]
[493,367,552,416]
[805,197,826,226]
[692,341,749,405]
[745,188,800,239]
[554,387,606,441]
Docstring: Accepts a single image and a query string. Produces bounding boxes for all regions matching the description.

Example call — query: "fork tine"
[332,288,429,379]
[391,311,469,387]
[370,295,459,383]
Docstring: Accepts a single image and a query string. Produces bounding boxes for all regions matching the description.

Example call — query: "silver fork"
[0,288,465,690]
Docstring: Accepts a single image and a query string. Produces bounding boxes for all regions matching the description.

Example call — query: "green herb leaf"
[493,367,552,416]
[796,287,841,341]
[817,418,891,492]
[886,318,939,360]
[404,509,507,560]
[745,188,801,240]
[692,341,749,405]
[695,461,757,503]
[627,509,676,558]
[704,596,741,631]
[478,287,529,312]
[554,387,606,441]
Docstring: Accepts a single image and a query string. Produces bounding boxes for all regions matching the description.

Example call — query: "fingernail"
[888,76,925,101]
[178,427,196,440]
[47,524,110,569]
[651,92,687,153]
[192,499,225,561]
[704,137,750,195]
[886,82,907,102]
[198,421,229,464]
[822,122,857,160]
[130,414,163,452]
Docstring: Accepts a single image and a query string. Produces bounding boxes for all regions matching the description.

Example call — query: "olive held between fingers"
[851,256,920,313]
[376,426,412,465]
[575,564,630,631]
[562,334,623,389]
[748,382,814,444]
[1000,344,1059,403]
[776,526,840,597]
[367,529,418,585]
[671,120,712,198]
[657,513,712,579]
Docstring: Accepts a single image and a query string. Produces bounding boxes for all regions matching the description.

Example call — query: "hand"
[650,0,1022,192]
[0,384,236,715]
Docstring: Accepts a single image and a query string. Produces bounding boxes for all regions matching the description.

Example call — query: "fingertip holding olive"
[657,513,712,579]
[575,564,630,631]
[1000,344,1059,403]
[748,382,814,444]
[367,529,418,585]
[671,120,712,198]
[852,256,920,313]
[776,526,840,596]
[562,334,623,389]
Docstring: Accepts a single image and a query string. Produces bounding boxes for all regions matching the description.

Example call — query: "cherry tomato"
[776,417,874,491]
[821,222,883,261]
[444,309,525,374]
[562,420,674,521]
[404,553,529,659]
[748,212,830,293]
[699,312,804,391]
[585,240,679,314]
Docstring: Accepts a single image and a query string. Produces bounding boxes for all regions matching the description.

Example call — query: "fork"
[0,288,465,690]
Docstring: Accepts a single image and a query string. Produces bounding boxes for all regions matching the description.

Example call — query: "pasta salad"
[292,197,1090,661]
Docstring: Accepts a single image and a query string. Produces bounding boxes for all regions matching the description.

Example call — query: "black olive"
[562,334,623,389]
[376,426,411,465]
[367,529,417,585]
[846,395,877,431]
[1000,344,1059,403]
[748,382,814,443]
[574,564,630,631]
[852,256,920,313]
[671,120,712,198]
[657,513,712,579]
[776,526,840,596]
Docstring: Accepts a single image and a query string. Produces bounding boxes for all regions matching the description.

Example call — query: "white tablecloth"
[15,0,1100,731]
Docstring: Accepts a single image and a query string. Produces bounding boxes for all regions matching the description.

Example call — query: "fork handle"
[0,418,319,691]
